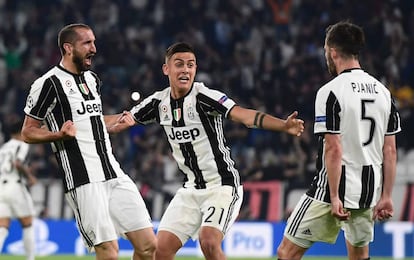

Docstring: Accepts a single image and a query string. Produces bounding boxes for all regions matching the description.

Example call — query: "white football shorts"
[284,194,374,248]
[158,185,243,245]
[65,174,153,251]
[0,180,35,218]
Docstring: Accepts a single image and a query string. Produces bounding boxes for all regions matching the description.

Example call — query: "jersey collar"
[340,68,363,74]
[57,64,85,76]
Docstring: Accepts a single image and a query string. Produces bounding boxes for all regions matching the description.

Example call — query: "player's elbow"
[383,144,397,160]
[21,128,37,144]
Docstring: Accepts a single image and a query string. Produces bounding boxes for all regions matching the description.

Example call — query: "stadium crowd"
[0,0,413,220]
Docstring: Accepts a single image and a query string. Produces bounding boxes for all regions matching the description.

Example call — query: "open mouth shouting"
[85,53,94,67]
[178,75,190,84]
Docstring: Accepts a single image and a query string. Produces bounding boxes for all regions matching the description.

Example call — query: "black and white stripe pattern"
[222,186,240,234]
[287,196,313,236]
[131,82,241,189]
[24,65,125,192]
[310,68,401,209]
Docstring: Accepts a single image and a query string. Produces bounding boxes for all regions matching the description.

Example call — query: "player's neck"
[336,59,361,75]
[60,58,81,75]
[11,133,23,141]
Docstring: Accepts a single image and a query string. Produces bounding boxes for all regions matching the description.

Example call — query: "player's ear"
[162,63,169,76]
[63,43,73,55]
[330,47,338,59]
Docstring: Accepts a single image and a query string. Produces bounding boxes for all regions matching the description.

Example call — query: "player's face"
[72,29,96,72]
[324,41,337,76]
[163,52,197,98]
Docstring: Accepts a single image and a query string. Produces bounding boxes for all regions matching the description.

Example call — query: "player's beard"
[72,50,91,72]
[327,55,337,76]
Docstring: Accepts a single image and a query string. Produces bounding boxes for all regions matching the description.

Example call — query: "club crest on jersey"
[78,83,89,95]
[173,108,182,121]
[187,106,195,120]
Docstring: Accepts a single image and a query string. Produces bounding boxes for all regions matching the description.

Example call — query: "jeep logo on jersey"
[168,127,200,143]
[77,100,102,115]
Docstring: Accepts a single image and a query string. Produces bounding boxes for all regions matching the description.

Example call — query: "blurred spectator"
[1,0,412,220]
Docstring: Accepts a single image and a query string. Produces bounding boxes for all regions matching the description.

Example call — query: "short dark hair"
[165,42,195,60]
[325,21,365,57]
[58,23,91,55]
[7,116,23,135]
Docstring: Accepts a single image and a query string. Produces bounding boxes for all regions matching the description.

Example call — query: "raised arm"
[228,106,304,136]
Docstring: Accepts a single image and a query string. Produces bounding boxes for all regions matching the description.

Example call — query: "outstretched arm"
[228,106,304,136]
[105,111,137,134]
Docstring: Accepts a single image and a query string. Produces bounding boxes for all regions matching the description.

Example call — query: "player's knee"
[199,237,221,255]
[135,239,156,258]
[95,241,119,260]
[276,245,287,259]
[277,244,300,260]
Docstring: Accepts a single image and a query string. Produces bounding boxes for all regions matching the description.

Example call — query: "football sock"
[23,225,35,260]
[0,227,9,253]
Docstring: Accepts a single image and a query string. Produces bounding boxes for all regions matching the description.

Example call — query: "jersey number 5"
[361,99,376,146]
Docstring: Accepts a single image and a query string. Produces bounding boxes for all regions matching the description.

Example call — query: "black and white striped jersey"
[0,139,29,183]
[130,82,241,189]
[307,68,401,208]
[24,65,125,192]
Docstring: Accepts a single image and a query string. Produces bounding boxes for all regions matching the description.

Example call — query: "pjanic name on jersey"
[351,82,378,94]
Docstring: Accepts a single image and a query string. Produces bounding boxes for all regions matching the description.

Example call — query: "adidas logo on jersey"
[301,228,312,235]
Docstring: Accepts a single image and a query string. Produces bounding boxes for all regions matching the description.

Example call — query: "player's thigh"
[200,185,243,235]
[65,183,117,249]
[342,208,374,247]
[18,216,33,227]
[284,195,341,248]
[158,188,203,245]
[0,217,10,227]
[12,185,35,218]
[109,175,153,234]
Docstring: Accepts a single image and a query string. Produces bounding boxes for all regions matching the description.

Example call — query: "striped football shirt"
[24,65,125,192]
[307,68,401,208]
[130,82,241,189]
